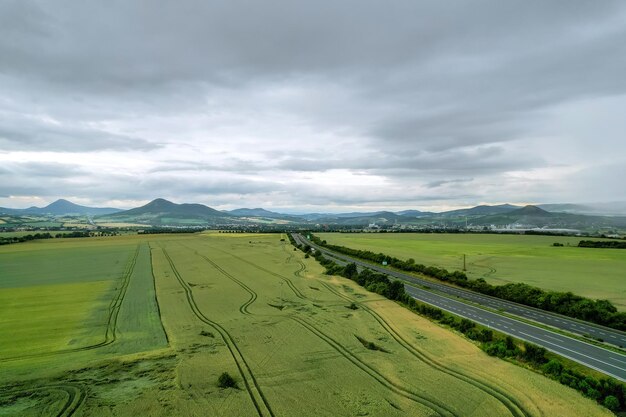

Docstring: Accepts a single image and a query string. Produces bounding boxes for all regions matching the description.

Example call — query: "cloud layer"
[1,1,625,211]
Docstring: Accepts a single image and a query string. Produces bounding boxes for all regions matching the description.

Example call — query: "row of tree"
[139,228,199,234]
[0,230,103,246]
[0,232,54,245]
[293,238,625,413]
[309,234,626,331]
[579,240,626,249]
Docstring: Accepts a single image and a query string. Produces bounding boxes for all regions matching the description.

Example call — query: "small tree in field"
[217,372,238,389]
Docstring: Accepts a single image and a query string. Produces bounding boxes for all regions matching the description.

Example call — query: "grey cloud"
[425,178,474,189]
[277,145,544,175]
[0,114,159,152]
[1,1,625,209]
[147,159,268,175]
[0,161,86,178]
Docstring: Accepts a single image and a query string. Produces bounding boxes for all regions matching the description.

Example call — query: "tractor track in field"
[178,243,258,315]
[293,261,306,278]
[199,242,306,300]
[180,241,446,413]
[283,245,294,264]
[148,245,170,344]
[178,239,530,416]
[1,383,86,417]
[100,244,140,345]
[188,241,492,415]
[289,315,458,417]
[160,247,275,417]
[0,244,141,363]
[48,384,86,417]
[470,257,497,279]
[281,242,307,279]
[319,281,537,417]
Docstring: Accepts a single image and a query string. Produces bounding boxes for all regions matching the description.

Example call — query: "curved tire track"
[49,384,86,417]
[290,315,457,417]
[293,261,306,278]
[281,241,307,280]
[320,282,535,417]
[1,383,86,417]
[199,242,306,300]
[161,247,274,417]
[181,244,258,315]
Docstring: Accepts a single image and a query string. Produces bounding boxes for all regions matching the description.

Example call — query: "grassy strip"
[290,235,626,414]
[306,233,626,332]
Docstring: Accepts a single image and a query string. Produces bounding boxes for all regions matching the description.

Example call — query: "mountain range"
[2,198,626,230]
[100,198,235,225]
[0,199,121,216]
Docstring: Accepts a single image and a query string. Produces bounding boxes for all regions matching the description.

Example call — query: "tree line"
[0,232,54,245]
[290,235,625,413]
[0,231,99,246]
[579,240,626,249]
[308,234,626,331]
[139,228,199,234]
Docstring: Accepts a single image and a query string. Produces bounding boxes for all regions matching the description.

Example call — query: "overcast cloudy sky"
[1,1,625,212]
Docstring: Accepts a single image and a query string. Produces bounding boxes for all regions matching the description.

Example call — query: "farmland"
[317,233,626,310]
[0,233,612,416]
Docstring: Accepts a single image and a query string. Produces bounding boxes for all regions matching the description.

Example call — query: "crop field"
[317,233,626,310]
[0,231,75,238]
[0,233,611,416]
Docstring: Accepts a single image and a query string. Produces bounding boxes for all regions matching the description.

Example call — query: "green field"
[317,233,626,310]
[0,233,611,416]
[0,215,63,229]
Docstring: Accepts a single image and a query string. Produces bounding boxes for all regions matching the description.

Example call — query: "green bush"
[217,372,238,389]
[542,359,563,376]
[603,395,620,412]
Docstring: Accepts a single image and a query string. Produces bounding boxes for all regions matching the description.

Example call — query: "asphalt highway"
[293,233,626,381]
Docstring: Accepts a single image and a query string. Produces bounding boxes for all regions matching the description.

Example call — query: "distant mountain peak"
[512,205,551,216]
[105,198,229,223]
[45,199,80,209]
[144,198,175,207]
[0,198,122,216]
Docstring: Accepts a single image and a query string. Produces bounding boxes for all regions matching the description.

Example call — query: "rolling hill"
[0,199,122,216]
[2,198,625,230]
[469,205,626,229]
[439,204,520,217]
[98,198,235,226]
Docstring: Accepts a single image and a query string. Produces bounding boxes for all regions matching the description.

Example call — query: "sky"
[1,1,626,213]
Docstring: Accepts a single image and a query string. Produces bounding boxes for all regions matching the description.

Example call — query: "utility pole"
[463,254,466,271]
